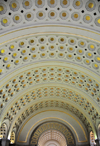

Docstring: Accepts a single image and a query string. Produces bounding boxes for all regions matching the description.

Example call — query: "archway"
[38,130,67,146]
[30,121,76,146]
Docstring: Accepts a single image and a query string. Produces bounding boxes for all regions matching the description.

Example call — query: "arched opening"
[38,130,67,146]
[30,121,75,146]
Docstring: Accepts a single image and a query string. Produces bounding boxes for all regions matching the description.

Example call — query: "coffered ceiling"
[0,0,100,145]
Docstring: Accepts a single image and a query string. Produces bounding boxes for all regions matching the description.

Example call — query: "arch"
[8,99,96,140]
[16,110,89,145]
[38,130,66,146]
[43,140,61,146]
[30,122,75,146]
[0,0,100,146]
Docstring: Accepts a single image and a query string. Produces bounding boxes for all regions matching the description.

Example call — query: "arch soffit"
[3,91,98,137]
[30,122,74,146]
[16,110,89,145]
[2,67,99,124]
[0,0,100,144]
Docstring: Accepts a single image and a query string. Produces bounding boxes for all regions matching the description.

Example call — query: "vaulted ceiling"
[0,0,100,146]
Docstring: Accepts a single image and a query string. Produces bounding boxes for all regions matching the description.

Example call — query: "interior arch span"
[7,99,96,140]
[2,84,99,125]
[0,0,100,145]
[30,122,75,146]
[16,111,87,145]
[0,64,99,126]
[38,130,67,146]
